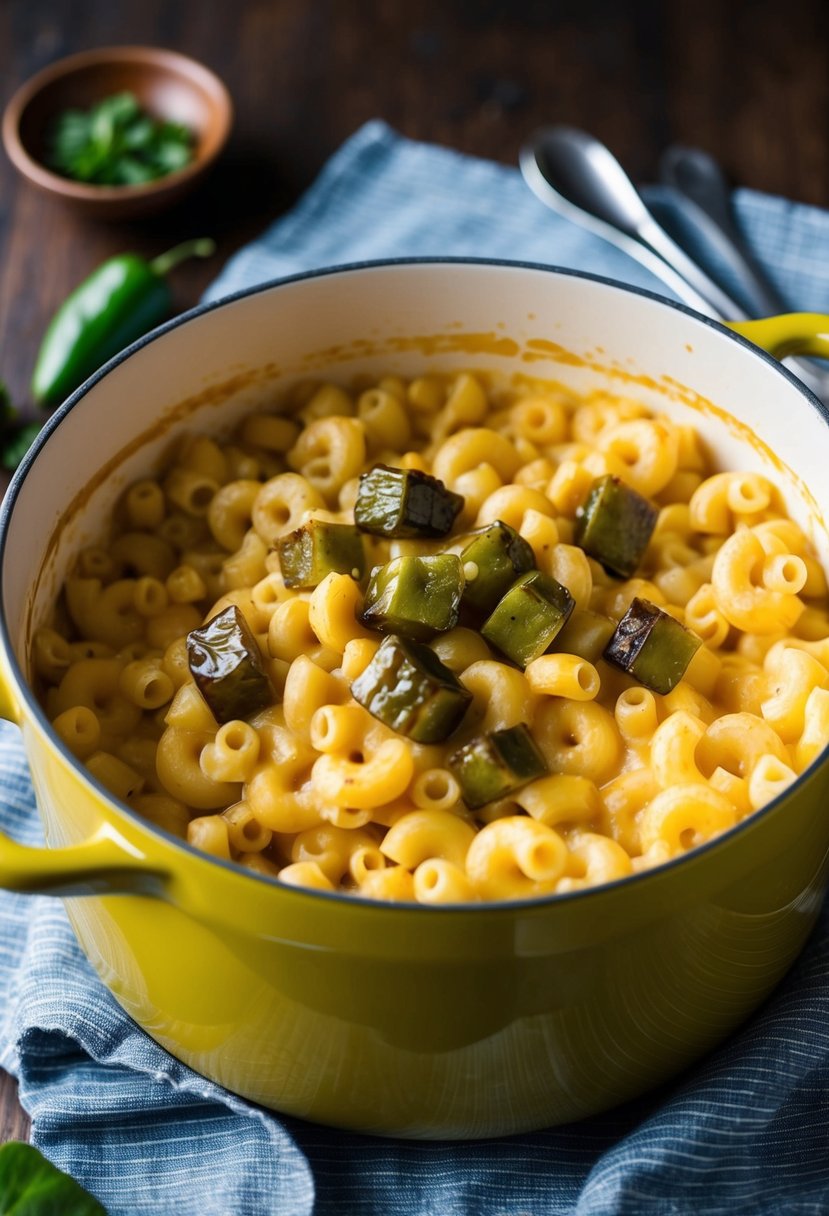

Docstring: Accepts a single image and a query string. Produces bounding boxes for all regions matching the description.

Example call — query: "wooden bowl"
[1,46,233,220]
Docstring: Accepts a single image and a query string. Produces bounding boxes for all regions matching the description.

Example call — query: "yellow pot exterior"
[2,262,829,1138]
[13,702,829,1138]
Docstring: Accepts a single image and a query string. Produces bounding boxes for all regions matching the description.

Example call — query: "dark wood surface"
[1,0,828,1144]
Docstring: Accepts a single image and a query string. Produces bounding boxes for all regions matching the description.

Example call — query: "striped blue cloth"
[3,120,829,1215]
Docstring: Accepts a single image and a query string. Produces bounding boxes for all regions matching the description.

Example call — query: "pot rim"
[3,255,828,912]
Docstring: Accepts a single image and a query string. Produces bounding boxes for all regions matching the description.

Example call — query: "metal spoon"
[519,125,747,321]
[519,125,829,403]
[658,144,784,316]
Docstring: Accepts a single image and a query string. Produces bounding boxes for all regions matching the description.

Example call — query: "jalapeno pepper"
[31,238,215,406]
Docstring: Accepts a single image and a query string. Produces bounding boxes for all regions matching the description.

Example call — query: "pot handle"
[0,665,165,897]
[0,824,170,897]
[728,313,829,360]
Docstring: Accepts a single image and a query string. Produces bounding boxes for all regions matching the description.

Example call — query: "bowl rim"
[3,255,828,913]
[1,44,233,202]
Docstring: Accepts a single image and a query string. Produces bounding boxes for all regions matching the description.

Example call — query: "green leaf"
[0,1142,107,1215]
[46,91,193,185]
[94,91,141,127]
[151,140,192,173]
[156,120,192,146]
[111,156,159,186]
[121,116,155,150]
[1,422,42,471]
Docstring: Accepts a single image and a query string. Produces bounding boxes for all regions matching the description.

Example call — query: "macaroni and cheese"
[34,371,829,902]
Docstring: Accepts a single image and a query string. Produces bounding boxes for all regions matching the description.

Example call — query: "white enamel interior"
[4,261,829,682]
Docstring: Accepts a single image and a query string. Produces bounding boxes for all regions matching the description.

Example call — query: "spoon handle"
[635,215,747,320]
[519,145,720,318]
[658,145,784,316]
[520,129,829,405]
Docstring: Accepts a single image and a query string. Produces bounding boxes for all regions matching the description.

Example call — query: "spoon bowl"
[521,126,743,319]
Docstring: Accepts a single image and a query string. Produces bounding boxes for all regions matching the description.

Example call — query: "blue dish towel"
[3,120,829,1216]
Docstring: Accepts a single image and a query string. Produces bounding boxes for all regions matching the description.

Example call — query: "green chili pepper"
[354,464,464,539]
[574,474,658,579]
[459,520,536,616]
[603,597,702,694]
[187,604,274,724]
[31,238,215,406]
[362,554,464,640]
[351,634,472,744]
[449,723,548,810]
[481,570,575,668]
[277,520,366,588]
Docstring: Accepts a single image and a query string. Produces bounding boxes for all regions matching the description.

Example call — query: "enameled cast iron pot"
[2,261,829,1139]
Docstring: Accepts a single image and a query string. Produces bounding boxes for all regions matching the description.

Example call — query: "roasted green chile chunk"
[482,570,575,667]
[276,520,365,588]
[449,724,548,809]
[460,520,536,615]
[574,474,658,578]
[351,635,472,743]
[186,604,274,723]
[603,597,702,694]
[354,464,463,538]
[362,554,464,640]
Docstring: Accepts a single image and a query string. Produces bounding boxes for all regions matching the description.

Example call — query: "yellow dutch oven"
[1,261,829,1139]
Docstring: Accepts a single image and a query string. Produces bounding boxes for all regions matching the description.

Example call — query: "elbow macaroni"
[34,369,829,902]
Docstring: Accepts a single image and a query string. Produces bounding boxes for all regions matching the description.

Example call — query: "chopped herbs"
[48,91,194,186]
[277,520,366,588]
[449,724,548,809]
[187,604,274,723]
[481,570,575,667]
[351,634,472,743]
[354,464,463,538]
[603,597,702,694]
[362,554,464,640]
[574,474,658,578]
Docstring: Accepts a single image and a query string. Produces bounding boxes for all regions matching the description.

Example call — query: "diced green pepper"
[449,723,548,809]
[362,554,464,640]
[603,597,702,694]
[186,604,274,723]
[481,570,575,667]
[459,520,536,616]
[574,474,658,578]
[354,464,464,538]
[276,520,366,588]
[351,634,472,743]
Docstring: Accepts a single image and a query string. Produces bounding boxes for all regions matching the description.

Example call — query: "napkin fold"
[3,119,829,1216]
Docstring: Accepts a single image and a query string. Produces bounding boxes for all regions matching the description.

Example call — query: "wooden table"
[1,0,828,1145]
